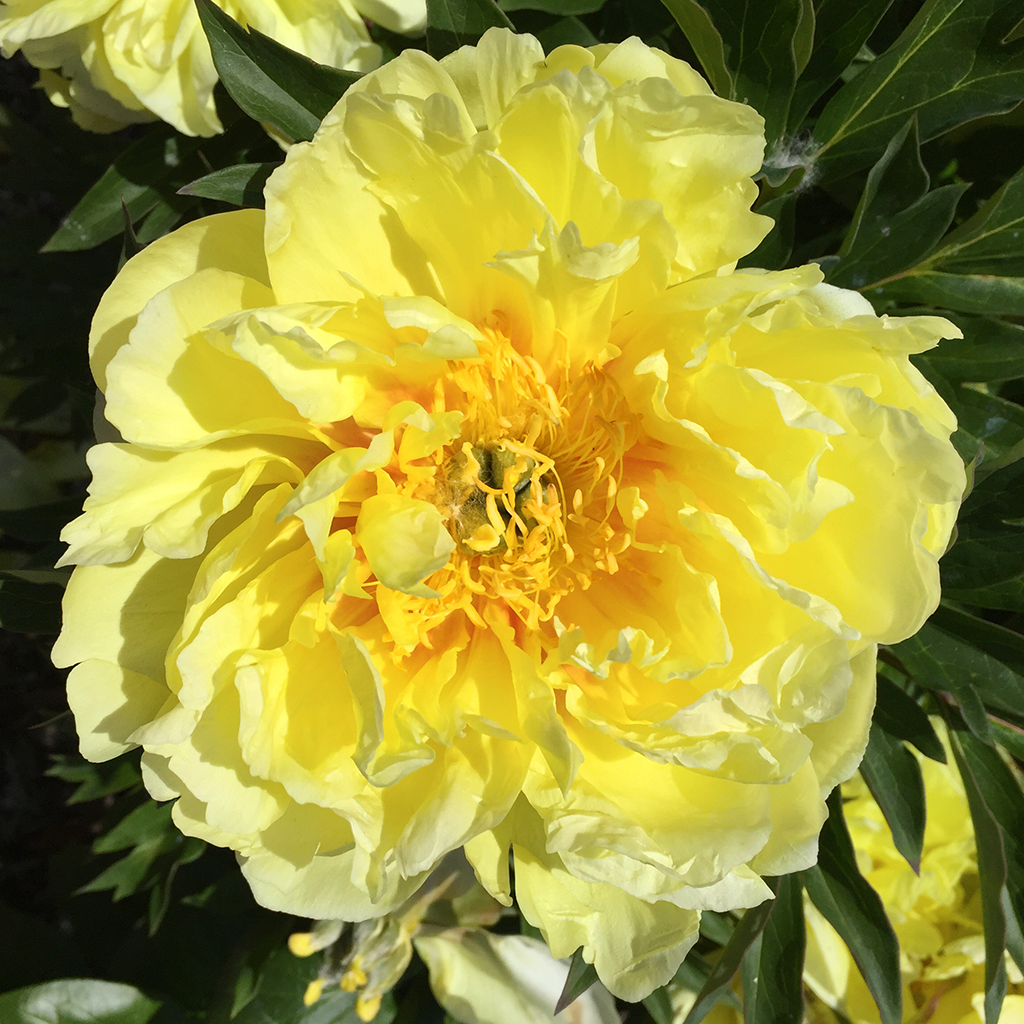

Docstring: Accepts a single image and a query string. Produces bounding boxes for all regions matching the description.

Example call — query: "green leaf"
[643,986,675,1024]
[787,0,895,130]
[81,801,203,908]
[680,885,778,1024]
[657,0,814,143]
[195,0,359,143]
[924,317,1024,383]
[993,720,1024,764]
[0,572,63,633]
[892,624,1024,739]
[426,0,514,58]
[497,0,602,12]
[553,947,598,1015]
[536,15,598,48]
[937,455,1024,608]
[928,162,1024,275]
[951,723,1024,968]
[829,117,968,289]
[801,790,902,1024]
[119,198,145,270]
[811,0,1024,181]
[931,602,1024,676]
[43,127,199,252]
[740,874,805,1024]
[739,192,796,271]
[859,723,927,872]
[228,948,384,1024]
[658,0,732,96]
[46,755,141,805]
[0,498,80,543]
[950,726,1009,1023]
[178,163,277,207]
[947,386,1024,475]
[0,980,159,1024]
[873,672,947,762]
[873,270,1024,315]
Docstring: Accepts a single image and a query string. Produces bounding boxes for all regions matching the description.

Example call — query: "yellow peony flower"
[0,0,426,135]
[802,723,1024,1024]
[52,29,965,1000]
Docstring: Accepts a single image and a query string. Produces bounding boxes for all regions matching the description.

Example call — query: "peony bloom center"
[365,315,636,654]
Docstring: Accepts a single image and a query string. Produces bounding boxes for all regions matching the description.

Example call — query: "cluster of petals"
[802,725,1024,1024]
[0,0,426,135]
[53,29,965,999]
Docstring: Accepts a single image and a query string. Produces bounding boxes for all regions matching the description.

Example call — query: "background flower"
[802,727,1024,1024]
[49,28,965,1000]
[0,0,427,135]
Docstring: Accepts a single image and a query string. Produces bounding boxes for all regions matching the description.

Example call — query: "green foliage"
[6,2,1024,1024]
[195,0,360,143]
[802,791,902,1024]
[553,947,599,1013]
[740,875,805,1024]
[680,882,777,1024]
[427,0,514,56]
[859,721,928,871]
[178,162,277,207]
[0,980,159,1024]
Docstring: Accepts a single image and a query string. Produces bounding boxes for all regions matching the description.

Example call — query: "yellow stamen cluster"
[358,326,639,655]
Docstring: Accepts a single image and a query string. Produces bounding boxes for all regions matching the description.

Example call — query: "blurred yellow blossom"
[693,720,1024,1024]
[54,29,964,1000]
[803,721,1024,1024]
[0,0,426,135]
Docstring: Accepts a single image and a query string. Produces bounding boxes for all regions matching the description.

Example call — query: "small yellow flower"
[54,30,964,1000]
[0,0,426,135]
[292,853,501,1020]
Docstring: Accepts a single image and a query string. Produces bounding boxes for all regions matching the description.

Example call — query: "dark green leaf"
[81,801,202,906]
[426,0,514,58]
[195,0,359,143]
[554,947,598,1015]
[739,192,796,271]
[657,0,814,143]
[892,623,1024,734]
[951,725,1024,952]
[46,755,142,805]
[829,117,968,289]
[873,673,947,762]
[0,980,159,1024]
[681,885,778,1024]
[740,874,805,1024]
[859,723,927,871]
[0,573,63,633]
[811,0,1024,181]
[135,193,192,245]
[658,0,732,95]
[498,0,602,12]
[801,790,902,1024]
[929,162,1024,275]
[950,726,1009,1023]
[178,162,277,208]
[931,602,1024,677]
[536,15,598,48]
[700,910,735,946]
[229,949,385,1024]
[643,986,675,1024]
[119,198,146,270]
[787,0,895,130]
[993,720,1024,764]
[43,127,198,252]
[0,498,80,543]
[872,270,1024,315]
[924,317,1024,383]
[941,528,1024,611]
